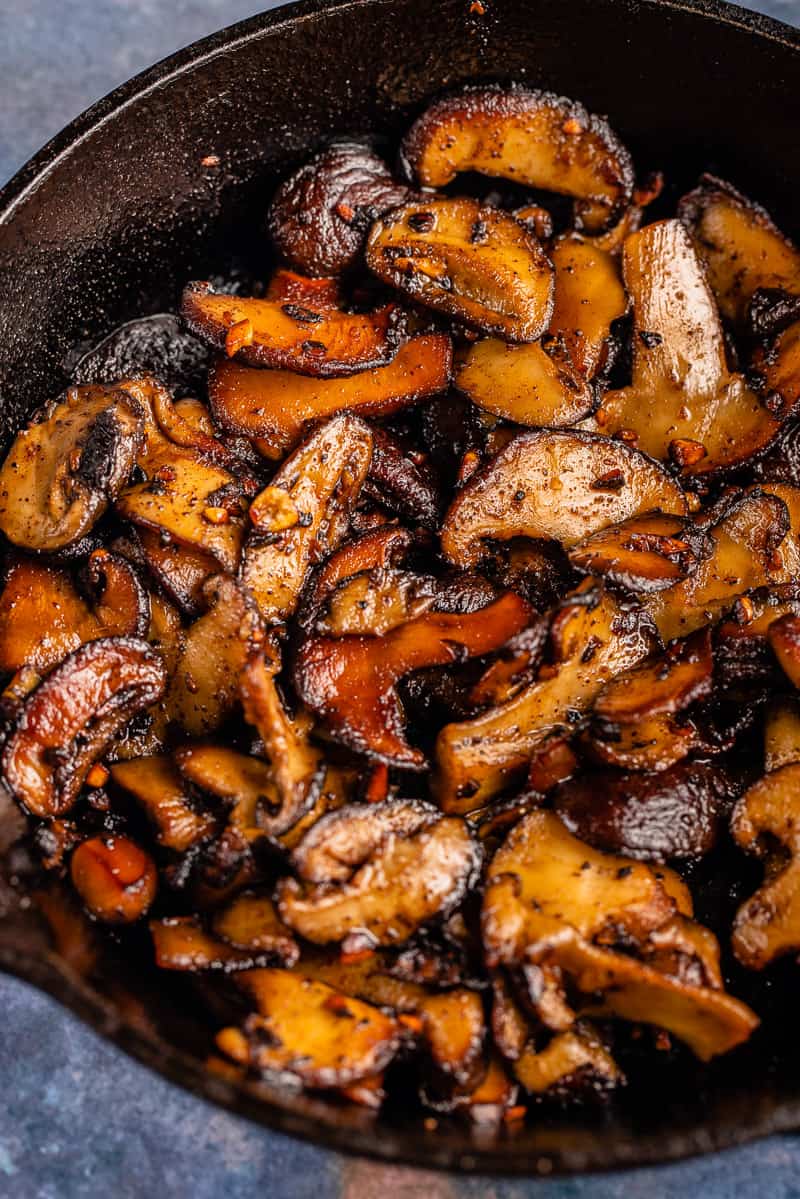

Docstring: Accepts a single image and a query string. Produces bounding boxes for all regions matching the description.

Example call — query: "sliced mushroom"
[455,339,592,428]
[365,197,554,342]
[268,142,411,276]
[553,761,737,861]
[276,800,481,946]
[514,1026,622,1097]
[679,174,800,327]
[434,584,655,810]
[400,88,633,232]
[548,235,628,379]
[166,575,263,736]
[415,989,487,1094]
[211,892,300,962]
[569,512,702,593]
[290,798,438,883]
[468,617,549,708]
[110,755,216,852]
[597,220,785,474]
[151,915,296,972]
[175,742,279,845]
[0,551,148,677]
[440,429,686,569]
[731,763,800,969]
[209,333,452,458]
[0,383,143,551]
[2,636,166,818]
[318,567,436,638]
[241,414,373,623]
[217,969,402,1087]
[135,528,217,617]
[239,647,325,835]
[364,427,442,531]
[482,810,688,968]
[643,490,795,642]
[70,834,157,925]
[181,281,400,377]
[297,525,413,632]
[765,697,800,772]
[294,592,531,767]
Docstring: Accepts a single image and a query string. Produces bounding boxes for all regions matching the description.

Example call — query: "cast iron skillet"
[2,0,800,1175]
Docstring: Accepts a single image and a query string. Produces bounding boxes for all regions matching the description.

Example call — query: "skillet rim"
[3,0,800,1175]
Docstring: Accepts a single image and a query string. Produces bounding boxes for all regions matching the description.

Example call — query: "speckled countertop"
[3,2,800,1195]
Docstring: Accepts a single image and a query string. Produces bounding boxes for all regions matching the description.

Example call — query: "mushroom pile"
[8,83,800,1123]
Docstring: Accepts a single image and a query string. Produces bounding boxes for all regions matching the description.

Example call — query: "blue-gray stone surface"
[2,2,800,1194]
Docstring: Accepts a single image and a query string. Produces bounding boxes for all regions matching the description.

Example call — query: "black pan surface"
[2,0,800,1174]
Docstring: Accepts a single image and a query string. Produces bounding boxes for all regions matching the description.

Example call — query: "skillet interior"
[2,0,800,1174]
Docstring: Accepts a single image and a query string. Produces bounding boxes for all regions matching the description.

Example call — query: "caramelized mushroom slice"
[365,197,554,342]
[151,915,295,972]
[294,592,531,767]
[440,429,686,569]
[181,281,400,377]
[318,567,436,638]
[209,333,452,457]
[514,1026,622,1097]
[217,969,402,1087]
[0,384,143,551]
[482,810,688,968]
[435,584,655,810]
[167,575,263,736]
[0,552,148,676]
[211,892,300,962]
[569,512,700,593]
[276,800,481,946]
[290,797,438,883]
[400,88,633,232]
[135,528,217,617]
[643,491,795,641]
[175,743,279,843]
[2,637,166,817]
[548,235,629,379]
[731,763,800,969]
[765,697,800,772]
[239,648,325,835]
[553,761,736,861]
[455,339,592,428]
[110,755,216,852]
[598,220,784,474]
[241,414,373,623]
[752,317,800,424]
[679,175,800,327]
[268,142,411,276]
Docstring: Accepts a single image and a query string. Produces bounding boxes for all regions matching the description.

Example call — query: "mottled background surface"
[2,0,800,1195]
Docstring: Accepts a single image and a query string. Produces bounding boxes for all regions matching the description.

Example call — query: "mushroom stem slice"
[294,591,531,767]
[514,1026,623,1097]
[241,413,373,624]
[365,197,554,342]
[400,88,633,232]
[434,584,655,810]
[2,636,167,818]
[181,281,401,377]
[209,333,452,457]
[440,429,686,569]
[0,384,143,551]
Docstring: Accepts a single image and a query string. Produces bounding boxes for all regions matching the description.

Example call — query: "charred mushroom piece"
[294,592,531,767]
[268,142,412,277]
[239,648,325,835]
[110,755,216,852]
[752,318,800,426]
[435,584,655,810]
[731,763,800,969]
[317,567,436,638]
[400,88,633,232]
[482,810,689,968]
[217,969,402,1087]
[548,235,628,379]
[181,281,400,378]
[297,525,414,631]
[514,1026,622,1098]
[166,575,263,736]
[0,384,143,551]
[553,761,737,861]
[569,512,701,594]
[2,637,166,818]
[241,414,373,624]
[365,197,554,342]
[679,175,800,327]
[71,834,157,925]
[276,799,481,946]
[364,428,442,532]
[598,220,785,474]
[440,429,686,569]
[175,743,280,844]
[209,333,452,458]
